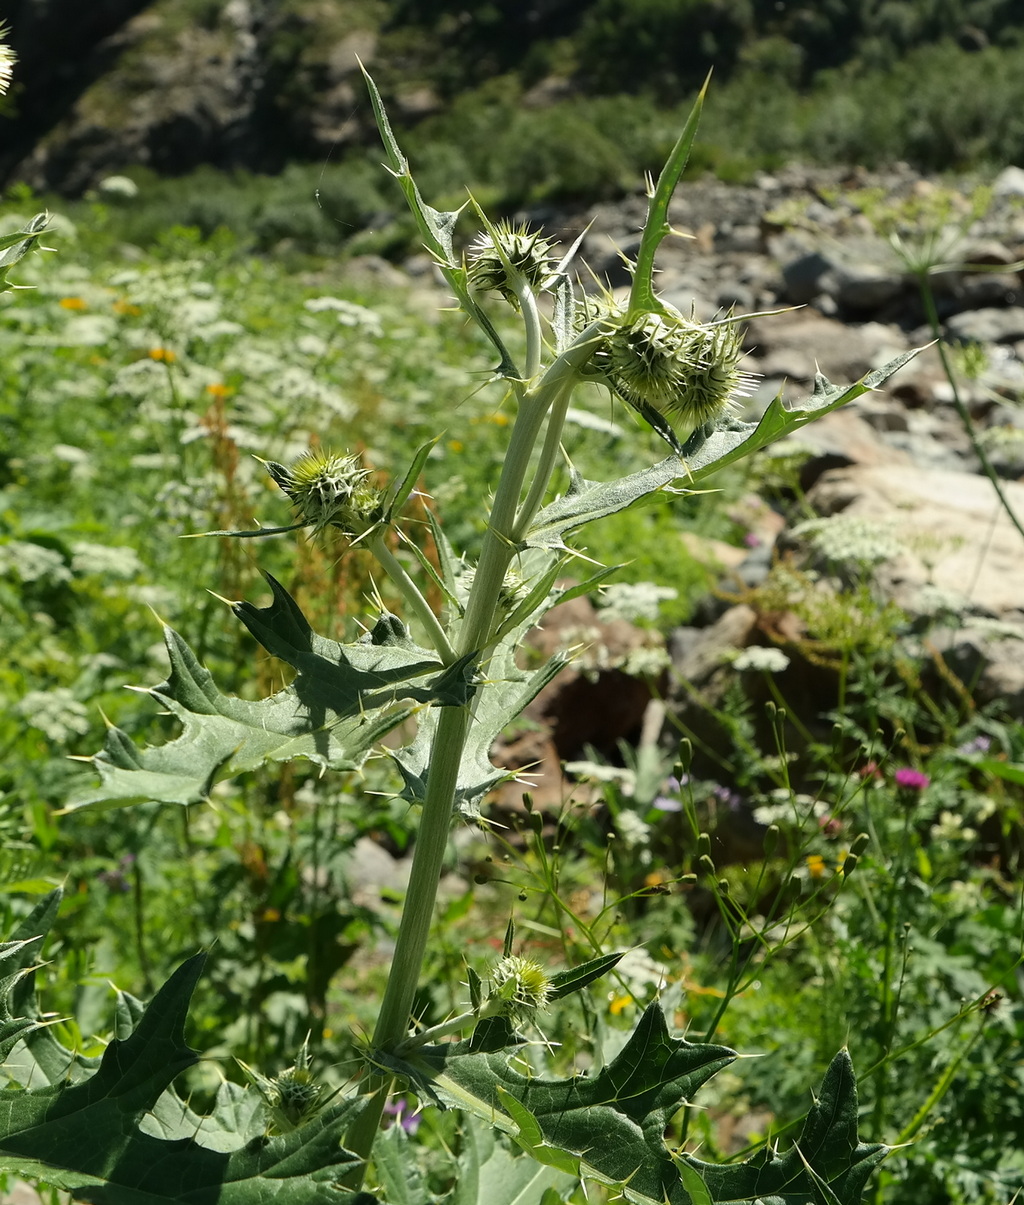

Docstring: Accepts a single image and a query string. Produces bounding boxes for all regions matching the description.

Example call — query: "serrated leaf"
[0,213,49,293]
[683,1051,889,1205]
[2,891,99,1086]
[393,648,563,820]
[370,1123,430,1205]
[387,1002,735,1202]
[141,1080,266,1153]
[387,1008,886,1204]
[629,82,708,318]
[0,931,377,1205]
[67,577,472,812]
[526,353,922,550]
[233,573,474,710]
[496,1090,581,1177]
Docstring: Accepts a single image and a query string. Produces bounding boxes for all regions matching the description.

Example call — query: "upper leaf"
[526,352,921,550]
[0,212,49,293]
[361,67,518,380]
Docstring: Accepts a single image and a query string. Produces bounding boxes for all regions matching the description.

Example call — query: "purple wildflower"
[957,735,991,756]
[383,1096,420,1135]
[743,531,762,548]
[97,853,135,893]
[894,768,930,792]
[652,795,683,813]
[710,784,742,811]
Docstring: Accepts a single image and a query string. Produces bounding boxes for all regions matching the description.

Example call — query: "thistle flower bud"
[489,953,552,1018]
[271,1061,324,1129]
[265,450,383,538]
[589,302,759,436]
[467,222,556,306]
[238,1037,324,1133]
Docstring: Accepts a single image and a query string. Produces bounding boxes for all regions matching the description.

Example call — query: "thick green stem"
[345,321,602,1182]
[370,703,471,1049]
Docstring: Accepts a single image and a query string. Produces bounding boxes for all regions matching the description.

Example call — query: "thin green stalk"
[512,377,574,541]
[918,271,1024,546]
[895,1013,985,1146]
[871,808,913,1138]
[368,532,456,663]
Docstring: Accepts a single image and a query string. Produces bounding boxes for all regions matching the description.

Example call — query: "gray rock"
[945,307,1024,344]
[927,623,1024,720]
[993,166,1024,197]
[803,463,1024,620]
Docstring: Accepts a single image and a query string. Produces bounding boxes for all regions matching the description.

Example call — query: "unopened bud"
[850,832,871,858]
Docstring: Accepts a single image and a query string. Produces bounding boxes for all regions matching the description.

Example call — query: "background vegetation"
[2,3,1024,1201]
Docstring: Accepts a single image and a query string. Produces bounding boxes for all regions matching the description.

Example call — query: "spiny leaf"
[683,1051,889,1205]
[392,550,570,819]
[548,951,626,1001]
[2,890,100,1085]
[448,1115,578,1205]
[0,212,49,293]
[525,351,922,550]
[68,577,472,811]
[361,67,517,380]
[384,1006,886,1204]
[0,919,377,1205]
[628,79,709,319]
[383,1002,735,1202]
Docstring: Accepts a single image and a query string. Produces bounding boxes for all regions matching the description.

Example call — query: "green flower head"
[490,953,552,1018]
[266,450,383,538]
[467,221,556,306]
[591,303,759,435]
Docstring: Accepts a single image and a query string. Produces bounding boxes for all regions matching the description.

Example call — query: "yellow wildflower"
[148,347,176,363]
[59,297,87,311]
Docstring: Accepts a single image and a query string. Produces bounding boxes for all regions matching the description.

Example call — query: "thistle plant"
[0,72,925,1205]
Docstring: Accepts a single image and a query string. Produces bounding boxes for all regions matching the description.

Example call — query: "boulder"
[803,463,1024,622]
